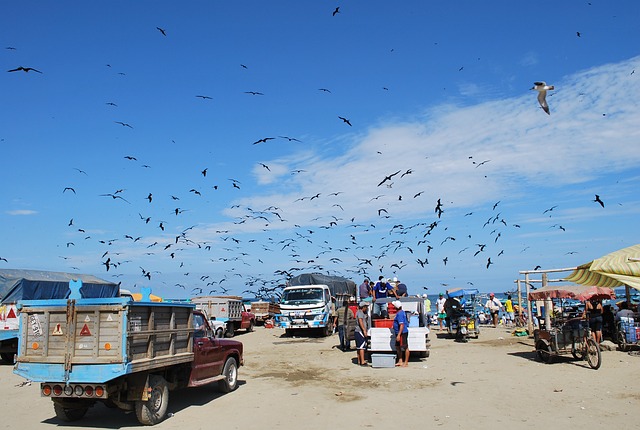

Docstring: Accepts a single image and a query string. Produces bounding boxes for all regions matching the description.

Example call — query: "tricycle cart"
[529,284,615,370]
[616,316,640,352]
[445,288,481,341]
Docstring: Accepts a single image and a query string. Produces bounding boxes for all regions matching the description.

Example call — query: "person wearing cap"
[355,301,371,366]
[392,300,410,367]
[358,278,371,300]
[484,293,503,328]
[372,276,398,318]
[436,293,447,331]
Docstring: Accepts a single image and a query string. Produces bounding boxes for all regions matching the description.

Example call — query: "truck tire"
[215,327,224,339]
[322,324,332,337]
[135,375,169,425]
[0,353,14,364]
[218,357,238,393]
[247,320,254,332]
[53,401,89,422]
[225,324,235,338]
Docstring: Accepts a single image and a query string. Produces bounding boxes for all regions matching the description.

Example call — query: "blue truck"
[12,277,243,425]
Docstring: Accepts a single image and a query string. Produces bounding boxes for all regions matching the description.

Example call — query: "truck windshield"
[281,288,324,305]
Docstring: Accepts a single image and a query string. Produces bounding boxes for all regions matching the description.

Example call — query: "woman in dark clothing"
[585,298,603,344]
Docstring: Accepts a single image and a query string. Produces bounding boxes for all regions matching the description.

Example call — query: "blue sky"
[2,1,639,299]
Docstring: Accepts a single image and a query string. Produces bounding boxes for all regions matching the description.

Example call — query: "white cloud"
[6,209,37,216]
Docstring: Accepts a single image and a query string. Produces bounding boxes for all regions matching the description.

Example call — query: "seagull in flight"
[156,27,167,36]
[531,81,554,115]
[593,194,605,208]
[7,66,42,73]
[338,116,352,126]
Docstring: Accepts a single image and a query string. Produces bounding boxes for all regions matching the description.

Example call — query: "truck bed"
[15,298,195,383]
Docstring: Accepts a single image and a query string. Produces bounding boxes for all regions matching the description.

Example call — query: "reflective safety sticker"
[52,323,64,336]
[80,323,92,336]
[84,315,91,322]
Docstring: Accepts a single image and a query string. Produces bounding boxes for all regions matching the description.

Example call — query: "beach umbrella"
[528,284,577,301]
[528,284,615,302]
[564,244,640,291]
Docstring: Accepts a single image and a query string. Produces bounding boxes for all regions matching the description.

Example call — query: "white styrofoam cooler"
[370,353,396,368]
[368,327,429,352]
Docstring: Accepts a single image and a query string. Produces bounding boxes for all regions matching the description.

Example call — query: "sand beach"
[1,325,638,429]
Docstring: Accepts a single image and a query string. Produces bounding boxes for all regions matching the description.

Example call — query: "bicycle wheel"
[571,338,586,360]
[586,338,601,370]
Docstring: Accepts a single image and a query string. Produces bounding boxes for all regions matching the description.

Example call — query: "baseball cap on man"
[490,292,495,297]
[359,301,369,308]
[392,300,402,309]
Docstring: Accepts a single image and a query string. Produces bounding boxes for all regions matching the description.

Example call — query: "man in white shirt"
[484,293,503,328]
[435,293,446,331]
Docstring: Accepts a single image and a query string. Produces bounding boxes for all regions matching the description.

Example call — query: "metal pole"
[525,273,533,334]
[543,273,552,330]
[516,279,522,321]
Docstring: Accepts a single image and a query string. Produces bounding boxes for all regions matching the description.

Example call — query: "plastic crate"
[370,353,396,368]
[373,319,393,328]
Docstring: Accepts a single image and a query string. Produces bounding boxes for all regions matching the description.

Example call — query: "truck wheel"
[53,401,88,422]
[135,375,169,425]
[215,327,224,339]
[225,325,235,338]
[247,320,254,332]
[0,353,14,364]
[218,357,238,393]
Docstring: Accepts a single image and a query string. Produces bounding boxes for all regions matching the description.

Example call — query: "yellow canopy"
[565,244,640,291]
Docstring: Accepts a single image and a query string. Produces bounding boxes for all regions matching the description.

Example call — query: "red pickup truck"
[14,295,244,426]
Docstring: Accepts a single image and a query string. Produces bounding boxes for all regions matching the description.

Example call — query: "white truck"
[276,273,356,337]
[191,296,255,337]
[368,297,430,358]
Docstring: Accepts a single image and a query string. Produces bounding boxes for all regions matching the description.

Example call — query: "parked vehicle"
[0,269,120,364]
[445,288,481,341]
[276,273,356,337]
[251,301,280,324]
[13,283,243,425]
[191,296,255,337]
[368,297,430,358]
[529,285,613,370]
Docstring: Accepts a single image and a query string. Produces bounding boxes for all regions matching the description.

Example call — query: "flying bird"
[252,137,275,145]
[63,187,76,194]
[7,66,42,73]
[244,91,264,96]
[531,81,554,115]
[338,116,352,126]
[195,95,212,100]
[114,121,133,128]
[156,27,167,36]
[593,194,605,208]
[332,7,340,16]
[259,163,270,171]
[377,170,401,187]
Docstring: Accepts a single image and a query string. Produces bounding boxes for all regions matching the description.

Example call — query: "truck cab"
[277,284,333,336]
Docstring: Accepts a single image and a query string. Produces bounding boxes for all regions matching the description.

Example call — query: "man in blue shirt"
[372,276,397,317]
[392,300,410,367]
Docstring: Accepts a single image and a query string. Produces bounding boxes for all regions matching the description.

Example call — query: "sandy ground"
[1,325,639,429]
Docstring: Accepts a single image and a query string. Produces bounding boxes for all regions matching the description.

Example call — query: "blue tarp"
[446,288,480,298]
[0,269,119,303]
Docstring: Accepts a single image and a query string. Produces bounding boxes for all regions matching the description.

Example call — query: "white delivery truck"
[276,273,356,337]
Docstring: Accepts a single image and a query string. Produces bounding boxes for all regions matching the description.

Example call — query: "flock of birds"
[2,5,617,300]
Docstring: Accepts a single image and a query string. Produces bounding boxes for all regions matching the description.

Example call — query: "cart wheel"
[571,339,586,360]
[586,338,601,370]
[617,330,629,352]
[536,339,552,364]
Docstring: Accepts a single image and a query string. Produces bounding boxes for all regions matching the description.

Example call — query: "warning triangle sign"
[52,324,64,336]
[6,308,17,319]
[80,324,92,336]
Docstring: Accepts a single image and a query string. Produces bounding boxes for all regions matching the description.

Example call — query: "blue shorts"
[355,331,367,350]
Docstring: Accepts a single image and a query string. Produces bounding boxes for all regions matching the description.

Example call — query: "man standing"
[422,294,432,327]
[392,300,410,367]
[358,278,371,300]
[355,302,370,366]
[336,300,355,351]
[484,293,503,328]
[435,293,447,330]
[395,278,408,297]
[372,276,397,317]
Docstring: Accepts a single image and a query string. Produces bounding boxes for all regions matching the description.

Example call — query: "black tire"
[53,401,88,422]
[586,338,602,370]
[571,339,586,360]
[135,375,169,425]
[0,353,14,364]
[285,328,294,337]
[215,327,224,339]
[247,320,254,332]
[225,324,235,338]
[617,330,629,352]
[536,339,552,364]
[218,357,238,393]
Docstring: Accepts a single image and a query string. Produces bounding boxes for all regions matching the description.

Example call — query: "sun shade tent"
[564,244,640,291]
[528,284,615,301]
[445,287,479,298]
[0,269,119,303]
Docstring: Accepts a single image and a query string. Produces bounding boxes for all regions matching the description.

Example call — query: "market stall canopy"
[446,287,479,298]
[0,268,119,303]
[564,244,640,291]
[528,284,616,301]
